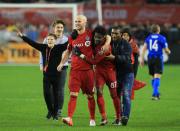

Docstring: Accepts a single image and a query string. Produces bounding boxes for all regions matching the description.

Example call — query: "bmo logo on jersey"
[74,43,84,47]
[85,36,91,47]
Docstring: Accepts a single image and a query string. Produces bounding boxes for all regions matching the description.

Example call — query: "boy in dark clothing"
[17,30,68,120]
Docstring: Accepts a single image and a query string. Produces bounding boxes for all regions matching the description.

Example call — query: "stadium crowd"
[0,22,180,46]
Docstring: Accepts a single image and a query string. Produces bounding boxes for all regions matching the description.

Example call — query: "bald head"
[76,15,87,23]
[75,15,87,33]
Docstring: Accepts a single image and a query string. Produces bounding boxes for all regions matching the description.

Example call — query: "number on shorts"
[110,81,117,88]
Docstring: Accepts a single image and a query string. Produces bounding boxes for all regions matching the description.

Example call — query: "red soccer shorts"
[68,69,95,95]
[95,67,117,89]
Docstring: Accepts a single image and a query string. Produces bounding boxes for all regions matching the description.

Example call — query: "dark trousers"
[43,67,67,115]
[133,53,139,78]
[117,73,134,118]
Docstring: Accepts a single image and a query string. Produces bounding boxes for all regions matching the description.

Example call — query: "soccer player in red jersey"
[57,15,111,126]
[121,28,146,100]
[73,26,121,125]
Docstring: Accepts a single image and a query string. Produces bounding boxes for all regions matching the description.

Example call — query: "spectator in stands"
[25,25,39,41]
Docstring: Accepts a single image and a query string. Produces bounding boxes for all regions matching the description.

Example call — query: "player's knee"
[154,73,161,78]
[70,92,79,97]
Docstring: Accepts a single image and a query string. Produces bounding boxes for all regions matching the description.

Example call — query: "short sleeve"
[161,36,168,48]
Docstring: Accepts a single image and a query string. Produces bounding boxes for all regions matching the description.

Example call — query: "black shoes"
[112,119,122,125]
[152,94,160,100]
[46,110,62,120]
[46,112,53,119]
[121,116,128,126]
[100,118,108,126]
[53,110,62,120]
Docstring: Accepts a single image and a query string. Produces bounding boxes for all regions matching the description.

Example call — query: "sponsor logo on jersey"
[85,36,91,47]
[74,43,84,47]
[85,41,91,47]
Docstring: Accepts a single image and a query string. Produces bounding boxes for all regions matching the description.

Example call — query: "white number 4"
[150,40,158,51]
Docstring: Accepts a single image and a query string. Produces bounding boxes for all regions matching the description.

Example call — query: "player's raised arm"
[16,28,45,52]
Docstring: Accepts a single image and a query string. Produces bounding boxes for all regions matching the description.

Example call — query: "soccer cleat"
[152,96,160,100]
[100,119,108,126]
[112,119,122,125]
[46,112,52,119]
[62,117,73,126]
[121,116,128,126]
[152,94,160,101]
[89,119,96,126]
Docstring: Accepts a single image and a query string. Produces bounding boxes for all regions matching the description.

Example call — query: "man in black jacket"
[106,26,134,126]
[17,30,68,120]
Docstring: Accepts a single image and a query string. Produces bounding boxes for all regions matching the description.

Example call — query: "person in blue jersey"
[140,24,171,100]
[39,19,68,119]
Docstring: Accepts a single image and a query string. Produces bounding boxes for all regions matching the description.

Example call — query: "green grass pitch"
[0,65,180,131]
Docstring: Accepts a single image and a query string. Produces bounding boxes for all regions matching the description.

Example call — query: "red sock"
[97,94,106,119]
[110,88,121,120]
[68,96,77,118]
[88,96,96,120]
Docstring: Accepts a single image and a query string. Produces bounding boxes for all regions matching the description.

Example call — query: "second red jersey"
[84,43,115,70]
[94,44,115,70]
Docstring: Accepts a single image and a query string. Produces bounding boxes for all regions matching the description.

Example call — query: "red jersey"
[68,30,93,71]
[85,43,115,70]
[129,38,139,54]
[95,44,115,70]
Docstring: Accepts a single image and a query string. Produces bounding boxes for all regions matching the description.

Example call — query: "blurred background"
[0,0,180,64]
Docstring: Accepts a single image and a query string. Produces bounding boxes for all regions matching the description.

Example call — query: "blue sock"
[151,79,154,96]
[153,78,160,96]
[151,79,154,87]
